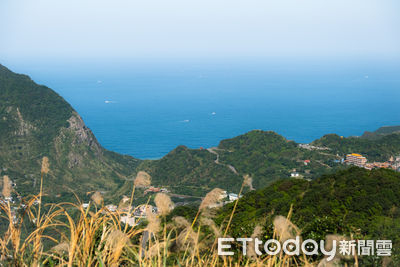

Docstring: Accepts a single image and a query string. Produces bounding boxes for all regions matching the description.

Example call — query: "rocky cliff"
[0,64,139,200]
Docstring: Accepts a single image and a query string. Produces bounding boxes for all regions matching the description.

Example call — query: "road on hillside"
[207,148,239,175]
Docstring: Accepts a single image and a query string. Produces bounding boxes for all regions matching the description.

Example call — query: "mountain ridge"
[361,125,400,140]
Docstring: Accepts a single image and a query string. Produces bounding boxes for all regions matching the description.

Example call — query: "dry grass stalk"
[199,188,224,210]
[176,227,197,252]
[223,178,246,237]
[2,175,11,198]
[323,234,352,261]
[173,216,191,228]
[134,171,151,187]
[147,240,167,258]
[51,241,70,254]
[41,156,50,174]
[146,206,160,234]
[247,224,263,259]
[243,174,254,190]
[185,188,224,245]
[200,217,220,238]
[121,195,130,203]
[273,215,301,242]
[154,193,174,216]
[31,156,51,264]
[105,229,131,263]
[118,195,131,211]
[91,191,104,206]
[317,258,342,267]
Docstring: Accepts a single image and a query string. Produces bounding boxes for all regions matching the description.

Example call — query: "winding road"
[207,148,239,175]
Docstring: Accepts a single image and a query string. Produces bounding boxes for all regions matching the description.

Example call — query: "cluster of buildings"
[219,191,240,202]
[345,153,368,167]
[298,144,330,151]
[290,171,301,178]
[117,204,159,227]
[206,191,242,209]
[0,180,41,225]
[345,153,400,172]
[81,201,160,227]
[144,187,169,194]
[80,188,244,227]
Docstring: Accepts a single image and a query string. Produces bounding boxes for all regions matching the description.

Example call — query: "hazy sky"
[1,0,400,61]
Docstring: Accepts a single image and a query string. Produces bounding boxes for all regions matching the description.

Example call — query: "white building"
[120,215,136,227]
[4,196,13,203]
[228,193,239,201]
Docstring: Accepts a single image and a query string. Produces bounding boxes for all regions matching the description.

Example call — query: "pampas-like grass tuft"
[200,217,220,238]
[154,193,174,216]
[51,241,70,254]
[176,227,197,252]
[146,205,160,234]
[105,230,131,258]
[243,174,254,190]
[173,216,191,228]
[199,188,224,210]
[273,215,301,242]
[2,175,11,198]
[134,171,151,187]
[247,224,263,259]
[41,157,49,174]
[91,191,104,206]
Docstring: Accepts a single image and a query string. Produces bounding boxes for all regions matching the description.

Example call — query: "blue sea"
[6,59,400,159]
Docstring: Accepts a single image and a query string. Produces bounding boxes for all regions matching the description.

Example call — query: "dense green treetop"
[217,167,400,247]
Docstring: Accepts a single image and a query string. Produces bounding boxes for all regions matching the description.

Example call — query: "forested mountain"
[0,64,139,200]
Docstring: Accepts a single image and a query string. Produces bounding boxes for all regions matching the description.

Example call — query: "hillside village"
[0,170,242,229]
[2,148,400,229]
[345,153,400,171]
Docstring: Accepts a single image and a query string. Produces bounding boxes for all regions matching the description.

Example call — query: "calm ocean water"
[7,59,400,159]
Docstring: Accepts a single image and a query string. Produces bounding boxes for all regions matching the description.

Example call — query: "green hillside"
[217,130,341,188]
[215,167,400,264]
[133,129,400,197]
[131,131,343,197]
[362,125,400,140]
[312,133,400,161]
[137,146,242,196]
